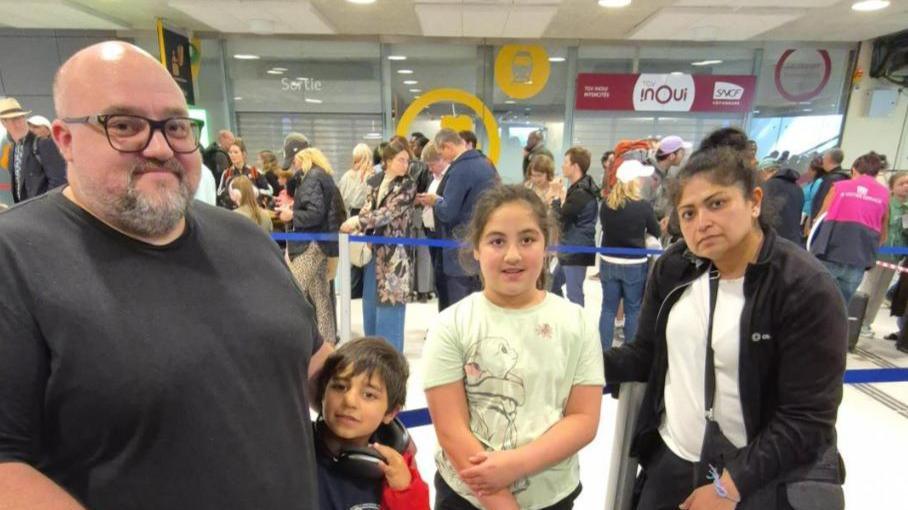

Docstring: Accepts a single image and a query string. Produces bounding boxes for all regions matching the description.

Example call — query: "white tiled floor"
[344,271,908,509]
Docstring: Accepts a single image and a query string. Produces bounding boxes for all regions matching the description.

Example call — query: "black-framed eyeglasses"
[61,114,204,154]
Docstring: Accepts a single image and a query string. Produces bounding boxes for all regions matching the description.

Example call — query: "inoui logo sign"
[633,74,695,112]
[713,81,744,101]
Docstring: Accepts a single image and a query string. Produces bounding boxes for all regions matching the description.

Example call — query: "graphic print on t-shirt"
[464,336,529,493]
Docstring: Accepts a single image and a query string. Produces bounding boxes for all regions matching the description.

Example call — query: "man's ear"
[51,120,74,163]
[382,405,401,425]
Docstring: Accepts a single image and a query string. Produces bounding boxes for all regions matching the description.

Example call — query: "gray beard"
[108,160,192,239]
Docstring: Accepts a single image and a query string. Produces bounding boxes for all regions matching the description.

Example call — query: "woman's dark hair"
[381,141,409,171]
[460,185,558,290]
[373,142,388,166]
[315,337,409,413]
[389,135,415,159]
[671,147,772,231]
[697,127,750,154]
[853,151,884,177]
[601,150,615,164]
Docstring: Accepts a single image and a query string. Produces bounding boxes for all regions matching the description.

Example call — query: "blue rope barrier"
[398,368,908,428]
[274,232,908,258]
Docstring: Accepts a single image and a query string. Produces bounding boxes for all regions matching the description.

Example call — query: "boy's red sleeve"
[381,449,430,510]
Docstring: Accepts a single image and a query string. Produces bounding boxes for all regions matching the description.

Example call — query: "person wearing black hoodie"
[758,158,804,245]
[549,146,600,306]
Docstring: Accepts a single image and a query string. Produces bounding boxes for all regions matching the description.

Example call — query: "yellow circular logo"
[395,88,501,165]
[494,45,550,100]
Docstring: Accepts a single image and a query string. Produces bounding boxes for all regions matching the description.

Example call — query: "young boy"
[313,337,429,509]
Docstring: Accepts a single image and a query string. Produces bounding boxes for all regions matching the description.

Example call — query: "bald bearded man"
[0,42,328,509]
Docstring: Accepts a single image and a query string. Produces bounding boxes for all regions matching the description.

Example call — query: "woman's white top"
[659,272,748,462]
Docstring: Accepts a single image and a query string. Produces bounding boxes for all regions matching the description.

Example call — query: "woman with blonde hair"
[598,160,661,349]
[229,175,273,233]
[338,143,374,216]
[278,147,345,344]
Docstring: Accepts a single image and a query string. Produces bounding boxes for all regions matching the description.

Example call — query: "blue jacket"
[553,174,599,266]
[435,149,497,276]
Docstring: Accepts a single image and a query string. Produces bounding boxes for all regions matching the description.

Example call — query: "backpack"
[602,139,657,198]
[202,143,227,174]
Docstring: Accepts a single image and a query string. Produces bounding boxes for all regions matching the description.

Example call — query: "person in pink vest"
[810,151,889,304]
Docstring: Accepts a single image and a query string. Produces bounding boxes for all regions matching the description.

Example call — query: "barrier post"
[605,382,647,510]
[337,233,352,343]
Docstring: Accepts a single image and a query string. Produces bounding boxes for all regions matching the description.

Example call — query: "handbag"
[696,267,844,510]
[349,231,372,268]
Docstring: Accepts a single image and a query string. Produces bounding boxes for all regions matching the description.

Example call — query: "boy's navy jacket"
[314,426,430,510]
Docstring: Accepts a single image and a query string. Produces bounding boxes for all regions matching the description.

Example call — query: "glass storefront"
[183,37,857,182]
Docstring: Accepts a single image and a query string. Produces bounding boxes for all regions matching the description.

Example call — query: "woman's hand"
[458,450,525,496]
[278,206,293,223]
[372,443,411,491]
[339,217,359,234]
[679,471,740,510]
[547,180,565,204]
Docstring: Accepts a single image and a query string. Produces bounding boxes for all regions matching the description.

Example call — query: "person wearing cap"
[597,159,661,350]
[27,115,52,138]
[282,132,310,170]
[642,135,689,228]
[758,157,804,245]
[0,97,66,203]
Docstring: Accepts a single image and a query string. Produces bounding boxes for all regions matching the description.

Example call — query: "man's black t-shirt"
[0,190,321,509]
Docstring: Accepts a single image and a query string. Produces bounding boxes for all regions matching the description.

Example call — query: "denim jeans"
[821,260,865,306]
[551,263,588,306]
[363,260,406,352]
[599,260,648,350]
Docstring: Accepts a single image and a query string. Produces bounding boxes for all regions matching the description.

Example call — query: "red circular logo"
[774,49,832,103]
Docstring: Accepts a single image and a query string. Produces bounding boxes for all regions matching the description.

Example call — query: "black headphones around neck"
[314,416,410,480]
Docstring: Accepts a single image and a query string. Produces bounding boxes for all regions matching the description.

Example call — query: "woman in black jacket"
[217,138,272,208]
[604,146,846,510]
[279,147,344,345]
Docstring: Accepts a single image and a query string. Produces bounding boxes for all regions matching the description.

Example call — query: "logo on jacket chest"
[751,332,772,342]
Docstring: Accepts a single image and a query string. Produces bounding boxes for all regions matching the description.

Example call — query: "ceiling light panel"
[416,1,560,38]
[169,1,334,34]
[676,0,837,6]
[0,0,128,29]
[631,8,804,41]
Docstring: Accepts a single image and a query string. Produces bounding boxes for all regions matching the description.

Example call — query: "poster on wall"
[156,19,195,105]
[575,73,756,113]
[755,45,850,115]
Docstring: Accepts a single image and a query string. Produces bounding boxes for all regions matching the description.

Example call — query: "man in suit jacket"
[417,128,497,308]
[0,97,66,203]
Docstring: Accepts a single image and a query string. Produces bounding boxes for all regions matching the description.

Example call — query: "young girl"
[229,175,273,233]
[422,185,604,510]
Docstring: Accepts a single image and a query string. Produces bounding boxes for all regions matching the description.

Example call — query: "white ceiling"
[0,0,905,42]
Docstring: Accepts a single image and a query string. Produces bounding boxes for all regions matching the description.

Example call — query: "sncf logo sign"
[713,81,744,101]
[632,74,695,112]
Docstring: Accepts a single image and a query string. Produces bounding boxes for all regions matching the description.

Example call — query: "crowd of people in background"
[4,89,908,357]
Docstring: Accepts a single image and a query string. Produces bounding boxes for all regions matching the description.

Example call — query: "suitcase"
[847,291,869,352]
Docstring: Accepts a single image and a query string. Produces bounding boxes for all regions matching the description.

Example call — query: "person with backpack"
[0,98,66,203]
[202,129,233,184]
[549,146,599,306]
